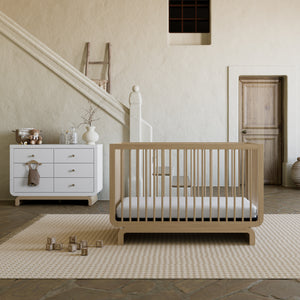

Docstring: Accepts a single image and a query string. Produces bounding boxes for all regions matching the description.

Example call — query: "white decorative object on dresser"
[10,144,103,206]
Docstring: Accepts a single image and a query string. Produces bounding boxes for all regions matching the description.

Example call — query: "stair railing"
[129,85,152,143]
[128,85,153,196]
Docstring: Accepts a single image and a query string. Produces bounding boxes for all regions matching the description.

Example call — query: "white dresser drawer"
[14,149,53,163]
[54,149,94,163]
[54,164,93,178]
[14,178,53,193]
[54,164,94,177]
[54,178,94,193]
[13,163,53,178]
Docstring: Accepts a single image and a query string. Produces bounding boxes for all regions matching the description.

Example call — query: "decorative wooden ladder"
[84,42,111,93]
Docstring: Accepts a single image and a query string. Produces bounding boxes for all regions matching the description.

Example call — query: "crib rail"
[110,143,264,242]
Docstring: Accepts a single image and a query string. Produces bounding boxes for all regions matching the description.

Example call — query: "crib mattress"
[116,196,258,221]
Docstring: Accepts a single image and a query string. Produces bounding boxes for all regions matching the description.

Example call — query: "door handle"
[242,130,247,134]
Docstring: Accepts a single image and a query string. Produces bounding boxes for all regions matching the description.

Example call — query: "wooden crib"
[110,142,264,245]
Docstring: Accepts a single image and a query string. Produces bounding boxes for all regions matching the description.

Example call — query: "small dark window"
[169,0,210,33]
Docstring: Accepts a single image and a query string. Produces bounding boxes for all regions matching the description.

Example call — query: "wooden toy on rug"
[45,236,104,254]
[46,244,53,251]
[68,244,77,252]
[81,240,88,248]
[47,237,56,245]
[77,242,82,250]
[46,237,64,251]
[96,240,104,248]
[46,237,56,251]
[69,235,77,244]
[81,248,88,256]
[54,243,64,250]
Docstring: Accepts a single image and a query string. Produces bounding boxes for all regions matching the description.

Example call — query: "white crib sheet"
[116,196,258,220]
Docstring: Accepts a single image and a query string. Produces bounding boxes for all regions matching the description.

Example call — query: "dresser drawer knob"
[70,154,75,158]
[30,154,35,157]
[70,184,75,187]
[71,169,75,172]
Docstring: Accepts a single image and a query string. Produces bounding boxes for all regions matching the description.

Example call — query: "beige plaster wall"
[0,0,300,199]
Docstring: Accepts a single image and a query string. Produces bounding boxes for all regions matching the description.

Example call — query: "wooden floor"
[0,185,299,300]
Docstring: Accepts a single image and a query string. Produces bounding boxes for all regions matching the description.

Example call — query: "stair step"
[171,176,191,188]
[153,166,171,176]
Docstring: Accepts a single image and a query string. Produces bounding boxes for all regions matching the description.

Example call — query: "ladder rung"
[88,61,108,65]
[171,176,191,188]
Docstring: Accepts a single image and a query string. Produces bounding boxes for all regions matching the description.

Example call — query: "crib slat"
[184,149,188,222]
[201,149,204,222]
[143,149,145,197]
[231,149,234,197]
[249,149,253,222]
[145,149,148,222]
[242,149,245,221]
[225,149,228,222]
[153,149,156,222]
[252,147,260,223]
[156,150,158,197]
[129,149,132,222]
[161,149,165,222]
[245,150,248,200]
[193,149,196,221]
[190,149,192,195]
[121,149,124,222]
[177,149,180,221]
[136,149,140,222]
[233,149,236,222]
[204,150,206,197]
[197,149,200,198]
[209,149,213,221]
[149,149,152,198]
[169,149,172,222]
[217,149,220,222]
[246,149,250,221]
[238,149,241,196]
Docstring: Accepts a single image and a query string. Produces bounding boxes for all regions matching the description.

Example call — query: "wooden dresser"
[10,144,103,206]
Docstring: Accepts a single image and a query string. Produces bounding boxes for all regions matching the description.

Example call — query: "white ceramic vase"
[82,126,99,145]
[291,157,300,188]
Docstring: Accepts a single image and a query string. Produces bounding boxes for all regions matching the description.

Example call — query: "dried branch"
[79,102,100,127]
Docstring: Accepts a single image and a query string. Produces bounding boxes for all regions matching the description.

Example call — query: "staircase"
[0,9,152,140]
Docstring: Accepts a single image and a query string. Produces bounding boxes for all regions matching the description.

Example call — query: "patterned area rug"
[0,214,299,279]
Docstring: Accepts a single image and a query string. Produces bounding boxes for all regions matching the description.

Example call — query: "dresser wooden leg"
[15,197,21,206]
[88,195,98,206]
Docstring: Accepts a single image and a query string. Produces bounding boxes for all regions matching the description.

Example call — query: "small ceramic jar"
[291,157,300,187]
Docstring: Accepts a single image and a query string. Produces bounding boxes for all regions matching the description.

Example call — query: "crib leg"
[118,229,125,245]
[15,197,21,206]
[248,228,255,245]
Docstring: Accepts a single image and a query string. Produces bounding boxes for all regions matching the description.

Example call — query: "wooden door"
[239,77,282,184]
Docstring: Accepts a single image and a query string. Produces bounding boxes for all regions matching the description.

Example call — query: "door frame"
[228,66,298,187]
[239,76,283,185]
